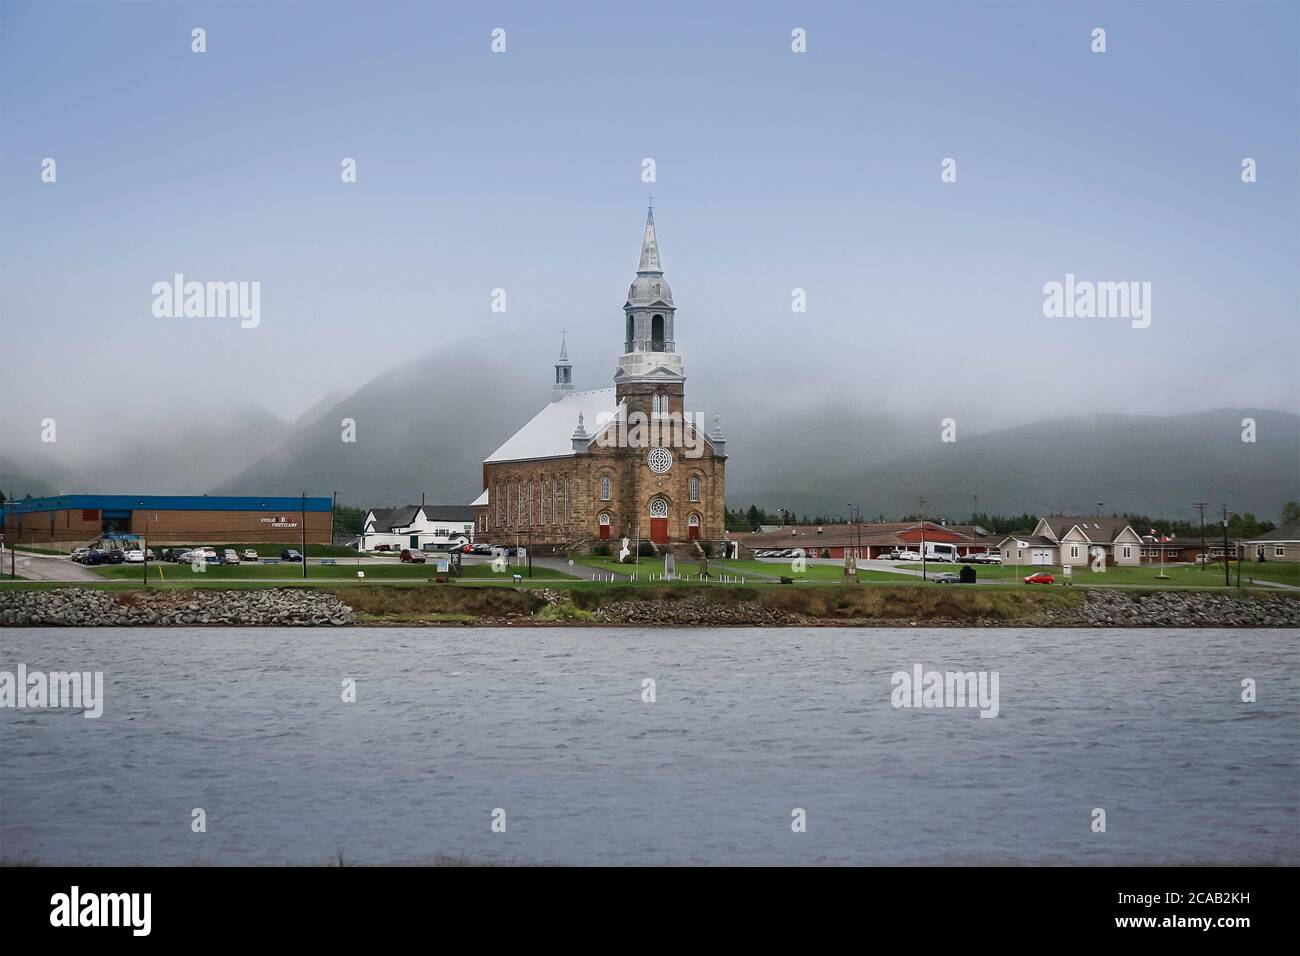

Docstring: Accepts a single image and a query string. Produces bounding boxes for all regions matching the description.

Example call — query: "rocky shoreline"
[1057,588,1299,628]
[0,585,1295,628]
[0,588,354,627]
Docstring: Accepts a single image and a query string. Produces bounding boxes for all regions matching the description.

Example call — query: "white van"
[924,543,959,563]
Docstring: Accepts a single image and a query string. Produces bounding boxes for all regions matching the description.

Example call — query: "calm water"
[1,626,1296,866]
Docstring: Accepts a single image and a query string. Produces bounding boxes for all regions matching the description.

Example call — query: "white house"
[360,505,475,552]
[999,515,1143,567]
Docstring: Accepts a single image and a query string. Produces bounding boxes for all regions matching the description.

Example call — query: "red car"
[399,549,426,563]
[1023,572,1055,584]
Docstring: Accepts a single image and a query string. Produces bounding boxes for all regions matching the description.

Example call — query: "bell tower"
[551,330,573,402]
[615,202,685,419]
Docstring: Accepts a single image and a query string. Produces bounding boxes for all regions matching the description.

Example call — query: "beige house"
[1242,520,1300,563]
[999,515,1143,567]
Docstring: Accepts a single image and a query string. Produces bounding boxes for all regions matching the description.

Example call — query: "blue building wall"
[2,495,333,518]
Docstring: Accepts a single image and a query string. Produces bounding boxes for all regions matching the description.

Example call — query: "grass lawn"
[1238,563,1300,587]
[92,562,575,581]
[572,554,656,575]
[572,555,923,584]
[897,562,1287,588]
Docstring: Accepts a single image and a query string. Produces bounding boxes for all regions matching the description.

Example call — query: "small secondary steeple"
[551,329,574,402]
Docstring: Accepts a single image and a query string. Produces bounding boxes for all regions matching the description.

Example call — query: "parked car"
[957,554,979,563]
[223,549,241,565]
[281,549,303,562]
[974,552,1002,564]
[123,550,146,564]
[105,550,125,564]
[241,549,259,562]
[80,550,108,565]
[374,544,393,553]
[400,549,426,563]
[70,547,91,561]
[932,572,961,584]
[1024,572,1055,585]
[876,550,900,561]
[896,550,921,561]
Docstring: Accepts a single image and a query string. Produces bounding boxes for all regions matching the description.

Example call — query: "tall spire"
[551,328,574,402]
[637,203,662,274]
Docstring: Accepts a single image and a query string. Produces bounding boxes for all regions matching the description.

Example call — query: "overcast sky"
[2,0,1296,464]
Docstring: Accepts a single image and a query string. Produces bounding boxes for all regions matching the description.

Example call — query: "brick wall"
[3,508,332,545]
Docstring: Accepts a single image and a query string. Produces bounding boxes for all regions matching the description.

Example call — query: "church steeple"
[638,204,663,274]
[616,203,685,409]
[620,204,680,356]
[551,329,574,402]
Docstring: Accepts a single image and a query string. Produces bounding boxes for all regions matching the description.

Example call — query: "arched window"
[600,475,611,500]
[688,475,700,502]
[626,314,634,351]
[654,391,667,418]
[651,314,665,351]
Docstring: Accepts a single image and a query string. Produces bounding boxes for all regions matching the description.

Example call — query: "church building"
[471,206,728,553]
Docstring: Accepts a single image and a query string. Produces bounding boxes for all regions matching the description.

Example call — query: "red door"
[650,518,668,544]
[599,525,610,539]
[688,523,699,541]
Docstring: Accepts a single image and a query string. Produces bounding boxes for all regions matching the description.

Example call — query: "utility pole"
[1221,506,1231,587]
[1194,501,1209,572]
[846,504,855,575]
[972,493,978,523]
[301,492,308,580]
[918,495,928,581]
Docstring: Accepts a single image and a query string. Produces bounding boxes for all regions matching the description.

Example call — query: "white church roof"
[484,388,622,463]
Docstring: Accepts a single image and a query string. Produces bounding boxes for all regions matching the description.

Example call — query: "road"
[1,549,104,582]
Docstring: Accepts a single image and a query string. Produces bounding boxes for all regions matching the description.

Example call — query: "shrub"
[536,601,596,623]
[638,541,655,557]
[699,541,713,558]
[592,543,611,556]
